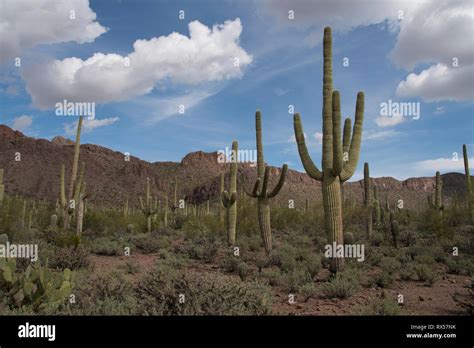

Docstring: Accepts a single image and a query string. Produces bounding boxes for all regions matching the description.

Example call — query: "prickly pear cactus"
[0,259,73,312]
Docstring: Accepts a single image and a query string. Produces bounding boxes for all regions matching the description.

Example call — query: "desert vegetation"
[0,27,472,316]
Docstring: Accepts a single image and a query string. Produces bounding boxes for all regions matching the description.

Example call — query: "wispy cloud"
[11,115,32,131]
[64,117,119,135]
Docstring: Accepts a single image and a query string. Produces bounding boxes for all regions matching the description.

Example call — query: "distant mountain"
[0,124,470,210]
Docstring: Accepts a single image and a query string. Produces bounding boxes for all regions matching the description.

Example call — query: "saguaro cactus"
[463,144,473,218]
[428,171,443,213]
[242,111,288,253]
[373,185,381,226]
[62,116,84,230]
[389,210,399,248]
[221,141,238,245]
[363,163,372,239]
[140,177,158,233]
[0,168,4,203]
[219,173,225,225]
[293,27,365,272]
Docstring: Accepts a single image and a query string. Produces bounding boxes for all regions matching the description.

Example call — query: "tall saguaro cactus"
[428,171,443,213]
[62,116,84,230]
[363,163,372,238]
[140,177,158,233]
[293,27,365,273]
[219,173,225,225]
[242,111,288,253]
[221,141,238,245]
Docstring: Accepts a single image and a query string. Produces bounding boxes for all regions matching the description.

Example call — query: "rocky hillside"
[0,125,470,210]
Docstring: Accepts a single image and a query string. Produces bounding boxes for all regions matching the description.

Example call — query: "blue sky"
[1,0,473,180]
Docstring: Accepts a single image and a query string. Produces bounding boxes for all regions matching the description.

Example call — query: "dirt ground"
[89,252,472,315]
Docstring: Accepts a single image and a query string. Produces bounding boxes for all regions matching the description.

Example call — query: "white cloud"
[313,132,323,144]
[22,18,252,109]
[11,115,32,131]
[287,132,307,143]
[64,117,119,135]
[364,130,400,141]
[414,156,474,174]
[396,63,474,102]
[261,0,417,33]
[391,0,474,102]
[0,0,107,62]
[434,106,445,115]
[375,114,404,127]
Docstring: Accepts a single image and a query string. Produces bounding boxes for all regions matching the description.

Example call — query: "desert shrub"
[380,257,401,274]
[418,209,453,239]
[414,264,438,286]
[413,254,436,266]
[357,296,401,315]
[298,282,317,302]
[271,207,305,231]
[49,245,91,270]
[370,271,394,288]
[266,245,298,272]
[119,261,140,275]
[68,272,138,315]
[136,268,273,315]
[321,267,361,299]
[445,257,473,276]
[261,267,283,286]
[303,253,322,278]
[90,237,122,256]
[221,254,241,273]
[282,269,313,292]
[398,230,417,247]
[181,216,215,239]
[129,233,170,254]
[399,263,415,281]
[182,237,219,263]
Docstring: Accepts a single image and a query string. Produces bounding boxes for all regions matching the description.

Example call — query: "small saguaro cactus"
[164,196,168,227]
[140,177,158,233]
[463,144,473,218]
[293,27,365,273]
[428,171,443,213]
[242,111,288,253]
[0,168,4,203]
[219,173,225,225]
[389,210,399,248]
[363,163,372,239]
[221,141,238,245]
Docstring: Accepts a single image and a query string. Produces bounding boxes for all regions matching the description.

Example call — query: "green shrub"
[357,296,401,315]
[90,237,122,256]
[322,268,361,299]
[414,264,438,286]
[49,245,91,270]
[129,233,170,254]
[136,269,273,315]
[445,257,473,276]
[261,267,282,286]
[370,271,394,288]
[298,282,317,302]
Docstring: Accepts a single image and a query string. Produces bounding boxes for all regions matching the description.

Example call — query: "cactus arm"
[322,26,333,171]
[340,92,364,182]
[139,196,145,212]
[268,164,288,198]
[342,118,352,160]
[260,166,270,196]
[222,191,236,208]
[293,114,323,181]
[240,174,259,198]
[332,91,343,176]
[67,116,83,202]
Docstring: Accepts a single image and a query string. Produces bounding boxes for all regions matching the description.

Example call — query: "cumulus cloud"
[22,18,252,109]
[414,156,474,174]
[392,0,474,102]
[11,115,32,131]
[375,114,404,127]
[396,63,474,102]
[0,0,107,62]
[261,0,416,32]
[64,117,119,135]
